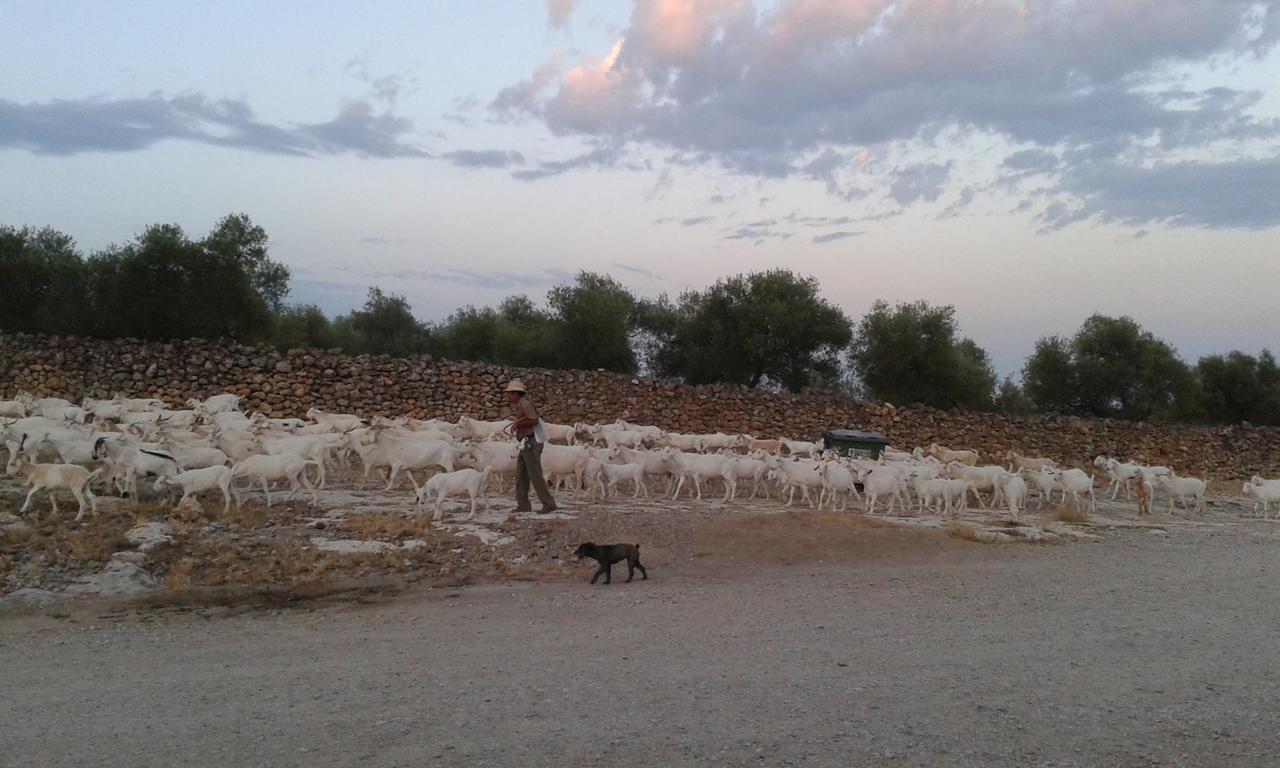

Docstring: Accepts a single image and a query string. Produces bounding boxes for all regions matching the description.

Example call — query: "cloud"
[510,145,622,180]
[343,56,419,106]
[680,215,712,226]
[723,225,793,245]
[888,163,952,206]
[644,166,674,199]
[357,236,394,245]
[546,0,575,29]
[1003,149,1060,175]
[441,149,525,168]
[784,213,855,227]
[497,0,1280,229]
[937,186,976,220]
[0,93,427,157]
[610,261,662,280]
[812,230,861,244]
[1043,156,1280,231]
[491,52,564,120]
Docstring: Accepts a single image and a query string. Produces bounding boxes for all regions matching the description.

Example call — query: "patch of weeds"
[165,558,196,592]
[1052,505,1090,524]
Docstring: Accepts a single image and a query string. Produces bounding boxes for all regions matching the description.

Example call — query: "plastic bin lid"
[822,429,890,444]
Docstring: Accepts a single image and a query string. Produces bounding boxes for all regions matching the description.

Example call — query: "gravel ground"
[3,519,1279,767]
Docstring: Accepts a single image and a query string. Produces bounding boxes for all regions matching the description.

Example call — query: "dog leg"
[590,564,608,584]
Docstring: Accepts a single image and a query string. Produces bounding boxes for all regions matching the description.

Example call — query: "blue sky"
[3,1,1279,376]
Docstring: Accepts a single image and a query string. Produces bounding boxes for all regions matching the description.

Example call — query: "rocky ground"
[0,467,1265,612]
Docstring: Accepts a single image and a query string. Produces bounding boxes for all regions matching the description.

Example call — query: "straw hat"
[504,379,527,393]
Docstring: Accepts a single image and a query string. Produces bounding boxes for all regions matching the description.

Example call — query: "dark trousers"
[515,440,556,511]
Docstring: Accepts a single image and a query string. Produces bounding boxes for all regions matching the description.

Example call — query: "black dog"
[573,542,647,584]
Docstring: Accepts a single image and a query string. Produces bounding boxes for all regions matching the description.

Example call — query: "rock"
[310,537,398,554]
[124,522,174,552]
[0,512,23,527]
[111,550,147,564]
[64,561,160,597]
[0,588,68,609]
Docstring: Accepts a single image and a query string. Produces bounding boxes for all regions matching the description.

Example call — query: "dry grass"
[62,526,132,566]
[1052,505,1090,524]
[338,512,434,542]
[946,521,979,541]
[165,558,195,592]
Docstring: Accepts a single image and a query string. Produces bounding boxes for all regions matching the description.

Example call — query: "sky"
[2,0,1279,377]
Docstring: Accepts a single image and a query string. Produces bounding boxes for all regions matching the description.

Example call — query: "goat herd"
[3,391,1280,525]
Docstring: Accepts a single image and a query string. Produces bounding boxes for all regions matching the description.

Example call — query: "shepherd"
[503,379,557,513]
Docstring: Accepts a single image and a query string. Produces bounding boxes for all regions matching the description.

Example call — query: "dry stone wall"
[3,333,1278,478]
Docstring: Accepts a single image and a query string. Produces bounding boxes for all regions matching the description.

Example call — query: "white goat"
[1005,450,1056,473]
[1243,477,1280,518]
[946,463,1010,508]
[1155,474,1206,515]
[187,393,241,414]
[412,467,492,520]
[926,443,979,466]
[722,454,770,500]
[1022,467,1064,508]
[1000,474,1029,521]
[230,454,319,507]
[92,436,182,501]
[860,467,907,515]
[665,449,732,501]
[457,415,509,441]
[600,462,649,498]
[154,466,235,515]
[1048,468,1096,511]
[14,458,101,520]
[305,408,365,432]
[817,461,859,511]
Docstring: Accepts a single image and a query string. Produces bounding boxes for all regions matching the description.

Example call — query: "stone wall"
[2,333,1277,478]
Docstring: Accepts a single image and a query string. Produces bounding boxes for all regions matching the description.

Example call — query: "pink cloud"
[546,0,575,29]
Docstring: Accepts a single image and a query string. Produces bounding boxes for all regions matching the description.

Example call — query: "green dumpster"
[822,429,891,459]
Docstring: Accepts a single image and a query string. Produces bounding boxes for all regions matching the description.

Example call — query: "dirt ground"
[2,469,1279,766]
[2,516,1279,767]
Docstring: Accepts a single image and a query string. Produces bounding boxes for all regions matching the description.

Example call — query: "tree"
[1022,314,1196,421]
[491,295,559,368]
[345,287,434,356]
[848,300,996,409]
[436,305,500,362]
[1196,350,1280,425]
[994,376,1033,416]
[0,225,88,335]
[642,270,852,392]
[201,213,290,313]
[1021,335,1077,413]
[547,271,638,373]
[79,215,290,342]
[268,304,335,350]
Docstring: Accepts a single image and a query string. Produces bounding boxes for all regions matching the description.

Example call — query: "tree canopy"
[1022,314,1198,421]
[2,214,289,343]
[641,269,853,392]
[848,300,997,409]
[1195,350,1280,426]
